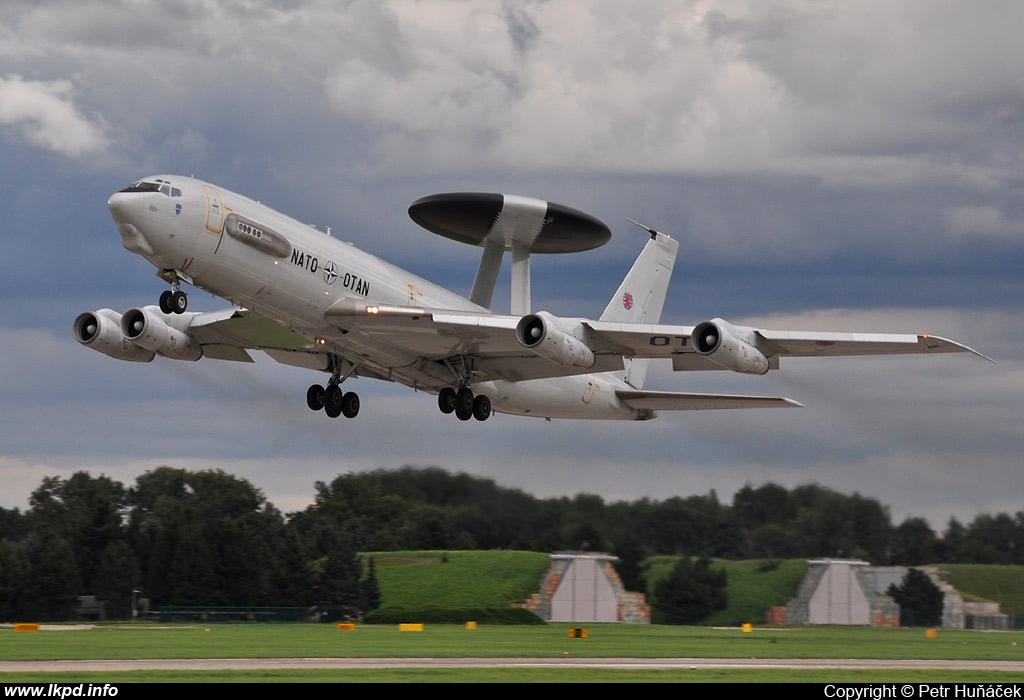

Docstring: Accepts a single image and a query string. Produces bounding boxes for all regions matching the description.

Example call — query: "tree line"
[0,465,1020,620]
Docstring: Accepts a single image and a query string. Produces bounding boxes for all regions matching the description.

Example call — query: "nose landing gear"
[159,289,188,314]
[157,271,188,314]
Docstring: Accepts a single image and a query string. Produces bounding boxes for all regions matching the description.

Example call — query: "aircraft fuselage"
[104,175,645,421]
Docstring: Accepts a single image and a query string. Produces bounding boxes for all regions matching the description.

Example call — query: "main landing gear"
[438,387,491,422]
[307,383,360,419]
[307,356,359,419]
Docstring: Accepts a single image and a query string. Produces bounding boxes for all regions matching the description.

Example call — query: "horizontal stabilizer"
[616,389,802,411]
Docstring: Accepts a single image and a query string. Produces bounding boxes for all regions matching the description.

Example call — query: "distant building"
[778,559,898,626]
[523,552,650,624]
[770,559,1008,629]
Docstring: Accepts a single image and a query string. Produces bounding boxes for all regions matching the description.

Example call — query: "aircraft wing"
[616,390,802,411]
[187,308,318,362]
[177,302,990,388]
[585,320,991,362]
[324,303,613,382]
[322,301,991,381]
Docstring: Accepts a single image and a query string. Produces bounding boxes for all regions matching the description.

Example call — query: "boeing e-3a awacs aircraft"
[74,175,989,422]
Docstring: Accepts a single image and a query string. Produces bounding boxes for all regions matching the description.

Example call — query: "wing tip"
[922,335,997,364]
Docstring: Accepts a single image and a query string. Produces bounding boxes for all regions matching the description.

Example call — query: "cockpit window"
[120,180,161,194]
[120,179,182,197]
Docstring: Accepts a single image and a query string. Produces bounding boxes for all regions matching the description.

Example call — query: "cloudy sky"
[1,0,1021,531]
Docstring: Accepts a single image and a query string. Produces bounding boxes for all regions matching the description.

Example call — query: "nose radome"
[107,192,128,221]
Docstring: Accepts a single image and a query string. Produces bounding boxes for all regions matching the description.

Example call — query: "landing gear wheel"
[170,290,188,314]
[454,387,474,421]
[341,392,360,418]
[306,384,325,411]
[472,394,491,422]
[159,290,174,314]
[438,387,456,414]
[324,385,343,418]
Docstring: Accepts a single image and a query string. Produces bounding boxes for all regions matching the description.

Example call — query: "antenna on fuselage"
[407,193,611,314]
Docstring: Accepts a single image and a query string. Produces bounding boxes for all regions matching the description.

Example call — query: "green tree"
[126,467,283,606]
[891,517,938,565]
[887,568,944,627]
[359,556,382,615]
[309,529,361,617]
[27,472,127,593]
[0,539,28,620]
[653,555,727,625]
[267,528,313,607]
[400,505,457,549]
[612,536,647,593]
[23,534,80,620]
[94,540,140,618]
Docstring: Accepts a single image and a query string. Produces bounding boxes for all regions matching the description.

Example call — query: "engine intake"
[692,318,770,375]
[73,309,155,362]
[516,311,595,369]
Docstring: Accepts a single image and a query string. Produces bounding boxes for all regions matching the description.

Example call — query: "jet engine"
[515,311,595,368]
[692,318,771,375]
[120,306,203,361]
[73,309,155,362]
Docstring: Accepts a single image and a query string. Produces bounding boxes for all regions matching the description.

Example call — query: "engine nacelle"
[692,318,770,375]
[73,309,155,362]
[516,311,595,369]
[120,306,203,361]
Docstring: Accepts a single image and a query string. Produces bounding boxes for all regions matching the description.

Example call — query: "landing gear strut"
[438,386,490,422]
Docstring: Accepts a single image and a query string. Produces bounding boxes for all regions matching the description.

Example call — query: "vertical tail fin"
[599,226,678,388]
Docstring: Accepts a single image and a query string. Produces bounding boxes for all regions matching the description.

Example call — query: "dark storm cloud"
[0,1,1020,529]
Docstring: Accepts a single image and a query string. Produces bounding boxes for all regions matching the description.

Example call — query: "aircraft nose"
[107,192,128,221]
[107,191,156,256]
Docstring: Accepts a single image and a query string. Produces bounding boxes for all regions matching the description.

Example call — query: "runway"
[4,657,1024,672]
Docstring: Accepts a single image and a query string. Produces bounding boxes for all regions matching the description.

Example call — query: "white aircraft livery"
[74,175,990,422]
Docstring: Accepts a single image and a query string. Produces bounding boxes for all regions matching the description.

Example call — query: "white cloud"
[3,1,1022,187]
[0,75,109,157]
[0,457,63,511]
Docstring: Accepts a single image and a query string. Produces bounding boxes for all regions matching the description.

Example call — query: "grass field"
[370,550,552,609]
[939,565,1024,614]
[2,622,1024,683]
[4,553,1023,682]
